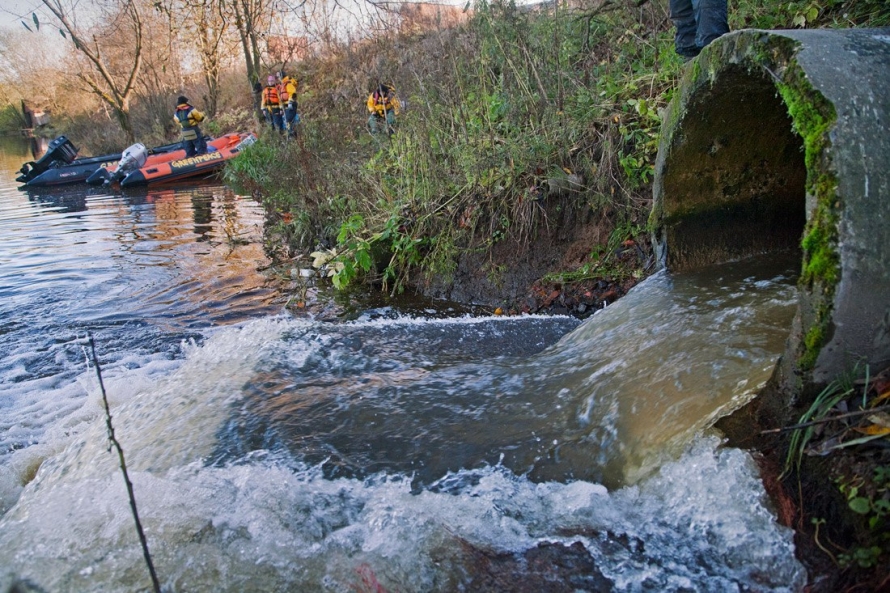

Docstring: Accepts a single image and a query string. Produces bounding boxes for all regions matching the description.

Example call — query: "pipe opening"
[653,27,890,387]
[660,65,807,272]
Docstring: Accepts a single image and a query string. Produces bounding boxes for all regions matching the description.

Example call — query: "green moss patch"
[776,65,840,370]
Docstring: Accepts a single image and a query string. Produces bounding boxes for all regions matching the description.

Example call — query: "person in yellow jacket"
[173,96,207,156]
[366,83,400,135]
[261,75,284,134]
[276,70,300,136]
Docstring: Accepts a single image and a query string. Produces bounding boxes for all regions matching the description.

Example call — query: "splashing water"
[0,130,804,593]
[0,253,805,592]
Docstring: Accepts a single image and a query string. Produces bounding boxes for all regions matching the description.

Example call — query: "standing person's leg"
[184,138,197,157]
[693,0,729,49]
[195,128,207,155]
[670,0,699,59]
[368,114,381,134]
[284,105,297,135]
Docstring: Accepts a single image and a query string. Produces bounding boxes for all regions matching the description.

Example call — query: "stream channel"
[0,136,807,591]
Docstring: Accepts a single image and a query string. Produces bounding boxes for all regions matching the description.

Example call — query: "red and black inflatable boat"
[119,132,256,188]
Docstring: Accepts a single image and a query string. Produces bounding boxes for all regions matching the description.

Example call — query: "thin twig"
[811,519,839,566]
[86,333,161,593]
[761,404,890,434]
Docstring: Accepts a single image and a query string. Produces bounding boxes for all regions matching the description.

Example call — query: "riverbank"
[717,366,890,592]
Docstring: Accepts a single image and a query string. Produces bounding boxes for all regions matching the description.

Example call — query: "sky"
[0,0,45,31]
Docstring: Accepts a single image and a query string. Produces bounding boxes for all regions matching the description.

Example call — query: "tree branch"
[760,404,890,434]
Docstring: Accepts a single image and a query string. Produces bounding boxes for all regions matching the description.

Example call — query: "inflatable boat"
[86,132,251,187]
[119,132,256,188]
[19,136,183,188]
[17,135,117,186]
[23,156,122,188]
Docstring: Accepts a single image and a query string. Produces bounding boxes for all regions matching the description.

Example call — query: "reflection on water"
[0,136,283,458]
[0,137,34,175]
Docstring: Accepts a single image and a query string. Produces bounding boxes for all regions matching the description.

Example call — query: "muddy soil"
[411,197,653,317]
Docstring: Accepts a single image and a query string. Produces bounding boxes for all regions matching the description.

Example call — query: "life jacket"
[262,85,281,110]
[278,77,297,103]
[174,104,203,140]
[367,89,399,117]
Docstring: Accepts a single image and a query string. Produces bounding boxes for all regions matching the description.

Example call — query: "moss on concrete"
[776,67,839,371]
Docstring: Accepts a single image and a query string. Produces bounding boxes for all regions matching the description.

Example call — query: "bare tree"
[0,29,58,121]
[41,0,144,143]
[192,0,229,116]
[224,0,268,120]
[155,0,230,118]
[129,3,185,138]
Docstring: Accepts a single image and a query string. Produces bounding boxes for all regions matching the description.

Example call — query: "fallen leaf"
[854,425,890,436]
[867,411,890,427]
[310,250,335,268]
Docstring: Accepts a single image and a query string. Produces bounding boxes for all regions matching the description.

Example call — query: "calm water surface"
[0,136,806,592]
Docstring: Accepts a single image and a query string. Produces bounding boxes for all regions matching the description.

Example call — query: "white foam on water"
[0,436,804,592]
[0,317,295,515]
[0,354,170,515]
[0,314,805,592]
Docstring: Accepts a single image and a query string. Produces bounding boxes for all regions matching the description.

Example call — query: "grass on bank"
[228,0,675,296]
[778,365,890,586]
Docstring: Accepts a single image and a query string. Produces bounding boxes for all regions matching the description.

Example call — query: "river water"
[0,136,806,591]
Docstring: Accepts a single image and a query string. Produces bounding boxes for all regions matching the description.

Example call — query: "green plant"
[838,469,890,525]
[790,2,824,27]
[837,545,883,569]
[836,466,889,568]
[326,214,374,290]
[783,371,860,476]
[0,103,25,132]
[779,365,890,580]
[486,263,508,288]
[223,139,281,186]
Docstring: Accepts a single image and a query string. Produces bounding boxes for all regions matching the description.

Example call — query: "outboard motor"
[104,143,148,185]
[16,136,80,183]
[119,143,149,171]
